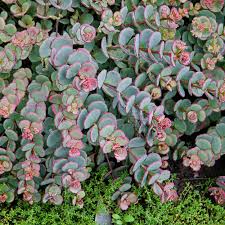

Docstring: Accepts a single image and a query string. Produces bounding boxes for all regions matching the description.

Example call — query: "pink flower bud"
[113,12,122,26]
[179,51,191,65]
[80,24,96,43]
[173,40,187,52]
[113,145,127,162]
[69,180,82,194]
[183,154,202,171]
[69,148,81,157]
[187,111,198,123]
[80,77,97,92]
[167,21,179,29]
[0,193,7,203]
[159,5,170,18]
[0,105,9,118]
[22,128,34,140]
[170,8,182,22]
[157,130,167,141]
[158,118,172,130]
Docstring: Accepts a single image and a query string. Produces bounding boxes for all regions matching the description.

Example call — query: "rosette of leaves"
[151,128,178,155]
[0,148,15,175]
[186,119,225,169]
[0,183,15,203]
[39,35,98,89]
[205,36,224,55]
[0,47,16,73]
[0,17,17,43]
[191,16,217,40]
[174,99,206,124]
[10,0,31,17]
[17,180,41,204]
[98,9,124,34]
[43,184,63,205]
[72,190,85,208]
[177,68,225,102]
[200,0,224,12]
[11,27,48,60]
[71,23,96,45]
[0,68,31,118]
[200,53,218,71]
[209,176,225,205]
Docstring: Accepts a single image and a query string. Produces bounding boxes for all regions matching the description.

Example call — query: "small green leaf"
[84,109,101,129]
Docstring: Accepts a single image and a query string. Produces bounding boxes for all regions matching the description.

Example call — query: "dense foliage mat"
[0,0,225,209]
[1,169,225,225]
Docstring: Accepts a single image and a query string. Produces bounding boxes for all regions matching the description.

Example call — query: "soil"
[172,156,225,194]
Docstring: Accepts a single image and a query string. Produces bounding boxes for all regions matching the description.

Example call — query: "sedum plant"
[0,0,225,208]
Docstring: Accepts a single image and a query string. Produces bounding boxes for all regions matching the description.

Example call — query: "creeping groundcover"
[0,0,225,223]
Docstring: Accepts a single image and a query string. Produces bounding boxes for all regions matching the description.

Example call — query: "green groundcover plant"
[1,168,225,225]
[0,0,225,211]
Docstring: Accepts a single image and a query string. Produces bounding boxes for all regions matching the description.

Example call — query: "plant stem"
[105,153,115,179]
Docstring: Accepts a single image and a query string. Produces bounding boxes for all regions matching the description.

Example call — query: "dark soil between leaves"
[171,156,225,194]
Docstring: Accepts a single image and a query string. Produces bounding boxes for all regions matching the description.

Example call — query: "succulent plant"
[43,185,63,205]
[0,0,225,208]
[40,35,98,89]
[118,192,138,211]
[200,0,224,12]
[0,17,17,43]
[0,184,15,203]
[191,16,217,40]
[209,176,225,205]
[0,68,31,118]
[81,0,115,14]
[0,148,14,175]
[184,119,225,170]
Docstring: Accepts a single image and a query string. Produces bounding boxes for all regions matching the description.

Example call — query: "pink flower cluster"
[118,192,138,210]
[80,24,96,43]
[209,187,225,205]
[61,125,84,157]
[160,6,188,29]
[22,127,40,141]
[21,161,40,181]
[12,27,47,49]
[187,111,198,124]
[113,144,128,162]
[67,140,84,157]
[0,193,7,203]
[101,130,129,162]
[160,182,179,203]
[62,169,89,194]
[62,173,82,194]
[155,115,172,141]
[173,40,191,65]
[72,50,98,93]
[183,154,203,171]
[20,184,36,204]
